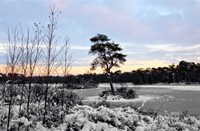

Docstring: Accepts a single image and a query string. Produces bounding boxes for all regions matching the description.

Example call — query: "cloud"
[0,43,7,53]
[71,45,90,50]
[145,44,200,52]
[2,0,198,45]
[72,57,93,66]
[144,43,200,64]
[124,59,170,67]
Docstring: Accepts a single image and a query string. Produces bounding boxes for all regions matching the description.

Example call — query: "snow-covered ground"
[10,105,200,131]
[1,83,200,130]
[2,104,199,131]
[98,83,200,91]
[78,83,200,116]
[83,95,154,102]
[83,94,177,110]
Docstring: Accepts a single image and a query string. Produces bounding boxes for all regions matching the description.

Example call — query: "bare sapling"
[42,4,64,124]
[18,25,28,119]
[6,27,21,131]
[61,37,72,120]
[26,24,42,121]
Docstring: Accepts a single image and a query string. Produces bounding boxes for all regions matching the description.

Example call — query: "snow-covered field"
[98,83,200,91]
[84,95,154,103]
[76,83,200,116]
[1,83,200,130]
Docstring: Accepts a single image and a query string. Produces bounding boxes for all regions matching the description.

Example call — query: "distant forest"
[0,60,200,85]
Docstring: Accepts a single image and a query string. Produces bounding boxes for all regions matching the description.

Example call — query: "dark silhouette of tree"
[89,34,126,93]
[178,60,188,82]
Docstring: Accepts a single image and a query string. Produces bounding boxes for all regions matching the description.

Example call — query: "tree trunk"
[43,82,49,124]
[19,80,25,117]
[107,72,114,93]
[18,82,25,131]
[27,81,32,120]
[7,84,13,131]
[19,84,24,116]
[62,83,65,111]
[109,79,114,93]
[7,99,12,131]
[2,83,6,100]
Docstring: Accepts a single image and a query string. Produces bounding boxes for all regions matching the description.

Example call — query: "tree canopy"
[89,34,126,73]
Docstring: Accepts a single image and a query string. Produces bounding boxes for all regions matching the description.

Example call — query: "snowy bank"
[32,105,200,130]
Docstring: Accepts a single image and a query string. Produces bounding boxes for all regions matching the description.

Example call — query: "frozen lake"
[75,84,200,116]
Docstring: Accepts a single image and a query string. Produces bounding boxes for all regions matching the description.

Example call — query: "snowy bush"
[15,89,82,128]
[1,104,200,131]
[0,106,22,130]
[136,107,159,117]
[92,100,111,108]
[55,105,200,131]
[116,87,137,99]
[32,84,46,104]
[50,89,82,112]
[99,87,137,100]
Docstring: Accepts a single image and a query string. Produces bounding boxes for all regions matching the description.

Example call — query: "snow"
[171,86,200,91]
[135,126,144,131]
[138,84,200,91]
[83,95,155,103]
[12,117,32,126]
[98,83,134,88]
[0,83,199,130]
[1,104,200,130]
[83,94,180,110]
[63,105,200,131]
[98,83,200,91]
[35,122,48,131]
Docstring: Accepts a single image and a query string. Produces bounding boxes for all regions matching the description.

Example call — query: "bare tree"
[62,37,72,82]
[17,24,42,121]
[61,37,72,115]
[42,5,64,124]
[17,26,28,124]
[6,27,21,131]
[26,24,42,121]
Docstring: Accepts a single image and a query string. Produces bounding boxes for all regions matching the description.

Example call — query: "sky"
[0,0,200,75]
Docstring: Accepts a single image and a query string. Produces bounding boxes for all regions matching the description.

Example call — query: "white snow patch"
[138,85,200,91]
[98,83,134,88]
[83,95,155,103]
[135,126,144,131]
[171,86,200,91]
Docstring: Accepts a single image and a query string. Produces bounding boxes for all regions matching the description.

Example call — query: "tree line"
[80,60,200,84]
[1,60,199,85]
